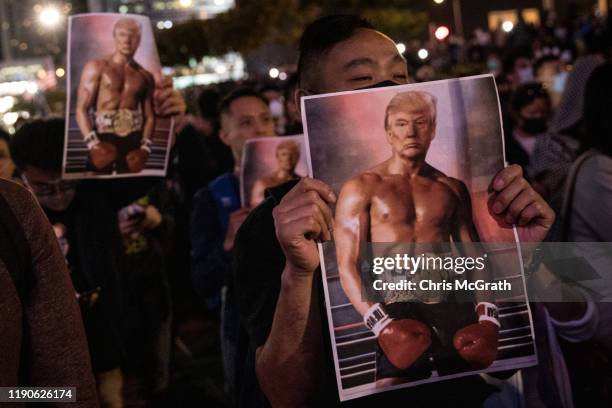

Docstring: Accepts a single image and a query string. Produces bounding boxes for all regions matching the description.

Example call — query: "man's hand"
[488,164,555,243]
[90,142,117,169]
[119,217,141,236]
[119,205,162,237]
[126,149,149,173]
[154,76,186,118]
[273,177,336,275]
[142,205,162,229]
[224,207,251,252]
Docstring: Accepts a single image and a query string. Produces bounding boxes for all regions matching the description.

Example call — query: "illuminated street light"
[269,68,279,79]
[179,0,193,7]
[0,96,15,114]
[396,43,406,54]
[434,25,450,41]
[418,48,429,60]
[433,0,445,4]
[26,82,39,94]
[38,6,62,28]
[163,20,173,29]
[279,72,288,81]
[56,68,65,78]
[156,21,165,30]
[502,21,514,32]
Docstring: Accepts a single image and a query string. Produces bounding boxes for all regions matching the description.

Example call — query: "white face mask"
[269,99,284,118]
[517,67,534,84]
[553,71,569,94]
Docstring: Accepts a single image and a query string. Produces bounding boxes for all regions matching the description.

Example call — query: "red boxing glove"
[364,303,431,370]
[90,142,117,169]
[126,148,149,173]
[453,302,500,369]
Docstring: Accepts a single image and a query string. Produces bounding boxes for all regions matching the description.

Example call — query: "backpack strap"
[0,190,30,304]
[559,149,598,241]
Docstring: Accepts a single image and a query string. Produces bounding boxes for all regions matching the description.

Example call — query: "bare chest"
[99,64,148,98]
[369,178,456,229]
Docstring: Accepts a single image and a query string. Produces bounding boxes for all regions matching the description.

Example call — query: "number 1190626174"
[1,387,76,402]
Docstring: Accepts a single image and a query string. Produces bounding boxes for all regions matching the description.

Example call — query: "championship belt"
[95,109,143,137]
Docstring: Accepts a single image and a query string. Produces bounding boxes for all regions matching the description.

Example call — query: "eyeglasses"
[22,175,78,197]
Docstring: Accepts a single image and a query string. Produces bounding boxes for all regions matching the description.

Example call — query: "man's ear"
[294,88,309,117]
[385,126,393,144]
[219,129,230,147]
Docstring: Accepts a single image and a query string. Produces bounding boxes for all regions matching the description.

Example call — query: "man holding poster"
[233,15,578,408]
[334,90,499,385]
[76,17,155,174]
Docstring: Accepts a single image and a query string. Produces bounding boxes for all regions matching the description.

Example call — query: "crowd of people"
[1,6,612,408]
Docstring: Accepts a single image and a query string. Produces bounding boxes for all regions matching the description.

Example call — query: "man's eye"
[350,76,373,82]
[394,74,409,82]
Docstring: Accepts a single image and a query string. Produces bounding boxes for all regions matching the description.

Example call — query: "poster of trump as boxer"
[301,75,537,401]
[63,13,173,179]
[240,135,308,207]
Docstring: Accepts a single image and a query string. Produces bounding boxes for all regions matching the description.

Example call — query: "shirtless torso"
[356,161,464,243]
[90,57,153,112]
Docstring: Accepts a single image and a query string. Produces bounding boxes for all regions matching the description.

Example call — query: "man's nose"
[404,124,417,138]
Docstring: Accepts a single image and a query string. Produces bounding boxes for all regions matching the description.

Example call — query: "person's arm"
[253,178,334,406]
[8,184,98,405]
[335,177,372,315]
[75,61,101,146]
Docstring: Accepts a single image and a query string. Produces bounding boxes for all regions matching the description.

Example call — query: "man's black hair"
[502,50,533,75]
[197,88,221,119]
[297,14,375,89]
[10,118,64,172]
[533,55,560,76]
[583,61,612,157]
[218,87,269,117]
[284,73,299,101]
[259,83,282,95]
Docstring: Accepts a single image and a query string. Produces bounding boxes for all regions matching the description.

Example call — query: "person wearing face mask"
[9,78,185,408]
[505,83,551,180]
[232,15,589,408]
[190,88,276,399]
[497,52,535,120]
